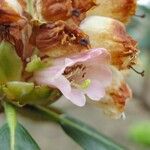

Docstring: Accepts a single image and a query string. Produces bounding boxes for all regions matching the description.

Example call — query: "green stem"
[4,102,17,150]
[34,105,61,123]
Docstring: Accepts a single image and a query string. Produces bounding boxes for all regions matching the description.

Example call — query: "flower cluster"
[0,0,139,118]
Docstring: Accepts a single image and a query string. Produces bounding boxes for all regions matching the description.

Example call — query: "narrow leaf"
[60,115,125,150]
[33,106,125,150]
[0,123,40,150]
[4,102,17,150]
[2,102,40,150]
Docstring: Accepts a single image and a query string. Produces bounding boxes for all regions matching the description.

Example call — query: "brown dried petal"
[30,21,90,58]
[0,0,24,24]
[80,16,138,70]
[96,67,132,119]
[40,0,96,24]
[0,0,29,58]
[87,0,137,23]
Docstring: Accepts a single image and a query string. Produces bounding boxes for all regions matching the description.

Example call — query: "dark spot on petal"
[79,38,89,46]
[72,9,81,17]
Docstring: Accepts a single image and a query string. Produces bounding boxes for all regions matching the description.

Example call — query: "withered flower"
[40,0,96,24]
[31,20,90,58]
[80,16,138,70]
[87,0,137,23]
[96,67,132,119]
[0,0,29,58]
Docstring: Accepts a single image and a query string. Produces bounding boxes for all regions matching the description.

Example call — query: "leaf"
[0,41,22,84]
[2,102,40,150]
[129,122,150,146]
[0,123,40,150]
[33,106,125,150]
[60,115,125,150]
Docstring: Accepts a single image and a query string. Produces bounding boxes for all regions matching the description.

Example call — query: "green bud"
[20,86,61,105]
[0,41,23,84]
[3,81,34,100]
[2,81,61,105]
[25,55,44,72]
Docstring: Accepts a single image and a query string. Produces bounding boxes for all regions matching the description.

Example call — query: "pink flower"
[34,48,112,106]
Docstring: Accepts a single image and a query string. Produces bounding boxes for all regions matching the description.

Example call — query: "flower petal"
[35,75,71,95]
[86,80,105,101]
[65,88,86,107]
[86,65,112,87]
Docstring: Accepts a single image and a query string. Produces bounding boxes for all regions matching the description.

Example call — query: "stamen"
[80,79,91,89]
[134,14,146,18]
[129,66,145,77]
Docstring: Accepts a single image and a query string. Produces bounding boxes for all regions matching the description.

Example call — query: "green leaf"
[33,106,125,150]
[0,123,40,150]
[4,82,34,100]
[60,115,125,150]
[4,102,17,150]
[0,41,22,84]
[1,102,40,150]
[129,122,150,146]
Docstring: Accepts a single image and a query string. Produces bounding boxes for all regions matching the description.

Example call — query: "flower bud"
[2,81,61,105]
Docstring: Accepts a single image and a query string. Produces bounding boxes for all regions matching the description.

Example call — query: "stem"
[29,105,61,123]
[4,101,17,150]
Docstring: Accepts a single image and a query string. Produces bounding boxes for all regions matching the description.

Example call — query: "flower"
[34,48,112,106]
[31,21,90,58]
[80,16,138,70]
[95,67,132,119]
[87,0,137,23]
[38,0,96,24]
